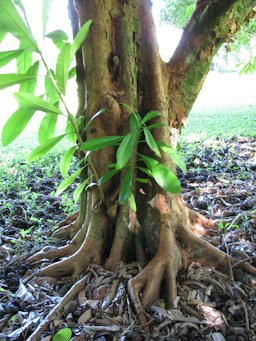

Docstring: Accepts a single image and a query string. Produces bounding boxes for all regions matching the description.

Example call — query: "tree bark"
[29,0,256,324]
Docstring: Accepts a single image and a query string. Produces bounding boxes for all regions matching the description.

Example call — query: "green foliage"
[0,0,39,51]
[160,0,195,29]
[93,110,185,208]
[0,0,185,209]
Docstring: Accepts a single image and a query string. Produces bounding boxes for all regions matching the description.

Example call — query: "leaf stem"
[39,52,105,203]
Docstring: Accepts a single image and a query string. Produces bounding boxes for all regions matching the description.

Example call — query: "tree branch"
[167,0,256,129]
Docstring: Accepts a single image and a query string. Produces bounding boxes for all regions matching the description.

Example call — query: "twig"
[27,274,89,341]
[232,255,256,268]
[240,299,250,332]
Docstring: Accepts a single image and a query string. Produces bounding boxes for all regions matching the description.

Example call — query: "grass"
[180,72,256,142]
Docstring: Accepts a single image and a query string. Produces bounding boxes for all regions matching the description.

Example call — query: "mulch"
[0,137,255,340]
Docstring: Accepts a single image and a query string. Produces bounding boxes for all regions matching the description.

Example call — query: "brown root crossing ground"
[0,135,255,340]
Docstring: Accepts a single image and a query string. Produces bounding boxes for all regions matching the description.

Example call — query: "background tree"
[1,0,256,327]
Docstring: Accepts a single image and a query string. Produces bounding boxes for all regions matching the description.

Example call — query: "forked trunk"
[28,0,256,324]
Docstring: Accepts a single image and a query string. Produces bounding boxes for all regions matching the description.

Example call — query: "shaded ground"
[0,137,255,340]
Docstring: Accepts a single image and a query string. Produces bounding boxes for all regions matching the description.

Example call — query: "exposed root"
[27,223,88,264]
[186,206,216,236]
[56,210,79,229]
[37,208,112,278]
[186,229,256,276]
[52,221,78,239]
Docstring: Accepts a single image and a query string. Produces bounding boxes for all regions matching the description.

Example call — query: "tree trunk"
[28,0,256,324]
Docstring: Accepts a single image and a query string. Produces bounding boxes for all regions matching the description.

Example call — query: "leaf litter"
[0,136,255,340]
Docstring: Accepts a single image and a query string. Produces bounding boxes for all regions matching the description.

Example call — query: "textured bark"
[31,0,256,323]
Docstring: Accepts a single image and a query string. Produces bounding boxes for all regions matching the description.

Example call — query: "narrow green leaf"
[116,132,136,169]
[43,0,52,37]
[0,74,35,90]
[28,134,65,162]
[119,166,133,204]
[46,30,68,49]
[19,60,39,93]
[128,193,137,212]
[141,110,162,124]
[73,179,89,202]
[137,166,152,177]
[130,112,140,131]
[68,67,76,79]
[157,141,187,174]
[1,108,34,146]
[15,92,62,115]
[135,177,149,184]
[65,117,77,144]
[0,31,6,43]
[141,155,181,193]
[16,42,32,73]
[56,43,71,95]
[143,127,161,157]
[38,113,58,145]
[60,146,76,177]
[70,20,92,60]
[0,49,24,68]
[52,327,72,341]
[45,70,59,103]
[0,0,39,51]
[80,136,124,151]
[98,169,120,185]
[56,168,82,196]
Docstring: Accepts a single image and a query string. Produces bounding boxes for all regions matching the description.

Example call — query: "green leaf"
[129,111,140,131]
[119,166,133,204]
[135,177,149,184]
[128,193,137,212]
[16,42,32,73]
[56,43,71,95]
[98,169,120,185]
[70,20,92,60]
[65,117,77,144]
[68,66,76,79]
[0,73,35,90]
[45,70,59,103]
[46,30,69,49]
[38,113,58,145]
[0,49,24,68]
[42,0,52,37]
[143,127,161,157]
[141,110,162,125]
[157,141,187,174]
[60,146,77,177]
[184,3,195,21]
[141,155,181,193]
[116,132,136,169]
[56,168,82,196]
[73,179,89,202]
[0,0,39,51]
[52,327,72,341]
[137,166,152,177]
[80,136,124,151]
[0,31,6,43]
[28,134,65,162]
[1,108,34,146]
[19,61,39,93]
[15,92,62,115]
